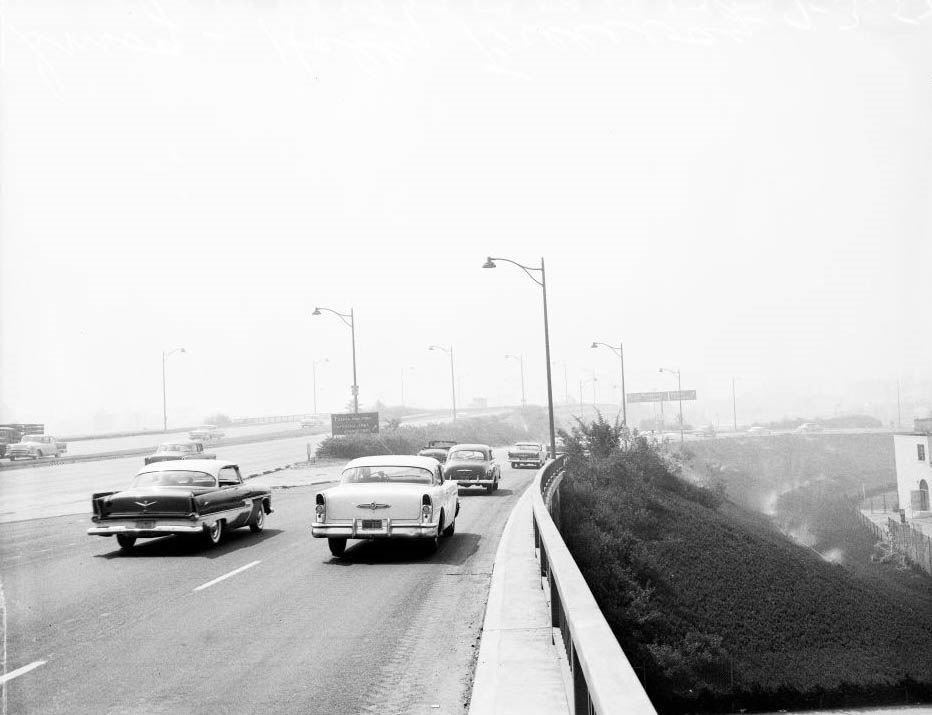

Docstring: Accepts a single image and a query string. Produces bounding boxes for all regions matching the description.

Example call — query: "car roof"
[344,455,441,470]
[515,441,541,446]
[136,459,236,476]
[448,443,491,451]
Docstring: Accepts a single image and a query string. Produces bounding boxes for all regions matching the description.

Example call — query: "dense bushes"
[559,421,932,713]
[315,414,545,460]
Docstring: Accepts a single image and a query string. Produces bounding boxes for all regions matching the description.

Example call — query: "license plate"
[361,519,382,530]
[134,520,155,529]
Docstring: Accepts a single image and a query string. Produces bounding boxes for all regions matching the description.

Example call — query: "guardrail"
[532,457,656,715]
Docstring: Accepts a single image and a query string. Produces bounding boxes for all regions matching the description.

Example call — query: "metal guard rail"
[533,456,656,715]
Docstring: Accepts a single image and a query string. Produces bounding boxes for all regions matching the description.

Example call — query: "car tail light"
[421,494,432,523]
[316,493,326,522]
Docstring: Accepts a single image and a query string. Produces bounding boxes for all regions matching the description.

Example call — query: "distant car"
[746,426,772,437]
[7,434,67,460]
[507,442,546,469]
[144,440,215,465]
[693,425,716,439]
[189,424,225,442]
[417,440,458,464]
[88,459,272,551]
[795,423,823,434]
[300,417,322,429]
[443,444,501,493]
[312,455,459,557]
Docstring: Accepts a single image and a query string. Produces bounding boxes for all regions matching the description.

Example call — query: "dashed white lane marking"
[193,561,261,592]
[0,660,47,686]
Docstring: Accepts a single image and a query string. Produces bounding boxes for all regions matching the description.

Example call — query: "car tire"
[328,537,347,557]
[249,502,265,533]
[486,482,494,495]
[116,534,136,550]
[427,517,442,553]
[204,520,223,546]
[442,515,455,537]
[493,478,499,492]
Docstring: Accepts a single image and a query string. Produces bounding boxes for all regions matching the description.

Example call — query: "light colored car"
[189,424,225,442]
[312,455,460,557]
[693,425,716,439]
[746,426,772,436]
[7,434,67,460]
[507,442,546,469]
[794,422,823,434]
[144,440,215,465]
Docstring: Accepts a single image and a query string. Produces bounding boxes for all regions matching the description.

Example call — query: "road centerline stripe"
[0,660,47,686]
[193,561,261,592]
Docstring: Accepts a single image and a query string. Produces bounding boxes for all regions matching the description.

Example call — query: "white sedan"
[312,455,460,557]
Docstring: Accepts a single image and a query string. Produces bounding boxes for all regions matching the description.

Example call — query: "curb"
[468,490,569,715]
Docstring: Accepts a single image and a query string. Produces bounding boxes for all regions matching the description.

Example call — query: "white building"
[893,417,932,517]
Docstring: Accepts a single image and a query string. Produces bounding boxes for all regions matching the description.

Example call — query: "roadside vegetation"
[315,411,550,460]
[558,416,932,713]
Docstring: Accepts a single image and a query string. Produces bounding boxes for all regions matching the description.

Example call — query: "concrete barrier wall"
[532,458,656,715]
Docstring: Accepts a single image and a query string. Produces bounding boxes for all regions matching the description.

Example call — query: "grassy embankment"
[559,421,932,713]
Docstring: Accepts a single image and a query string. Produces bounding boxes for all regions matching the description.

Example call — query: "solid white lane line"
[193,561,261,592]
[0,660,47,686]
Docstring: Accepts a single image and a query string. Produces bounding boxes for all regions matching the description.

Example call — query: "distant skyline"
[2,2,930,434]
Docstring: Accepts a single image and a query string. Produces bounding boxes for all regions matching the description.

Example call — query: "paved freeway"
[0,442,535,714]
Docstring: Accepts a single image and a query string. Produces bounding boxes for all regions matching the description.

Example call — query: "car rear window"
[449,450,486,461]
[133,470,216,488]
[341,465,434,485]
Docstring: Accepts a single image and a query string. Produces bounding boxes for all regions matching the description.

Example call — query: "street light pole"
[505,354,526,408]
[313,306,359,414]
[591,341,627,426]
[660,367,683,444]
[161,347,186,432]
[483,256,556,460]
[429,345,456,422]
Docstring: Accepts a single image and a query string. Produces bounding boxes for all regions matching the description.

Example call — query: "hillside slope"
[559,435,932,714]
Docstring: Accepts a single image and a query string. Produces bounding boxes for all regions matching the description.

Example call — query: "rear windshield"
[133,470,216,488]
[341,465,434,485]
[515,443,540,450]
[157,443,197,453]
[449,450,486,461]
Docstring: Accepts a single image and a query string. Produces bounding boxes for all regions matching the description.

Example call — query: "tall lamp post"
[591,341,627,426]
[483,256,556,460]
[429,345,456,421]
[161,347,186,432]
[660,367,683,443]
[504,354,526,408]
[312,358,329,415]
[312,306,358,414]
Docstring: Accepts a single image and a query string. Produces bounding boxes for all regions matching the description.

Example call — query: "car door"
[217,464,250,527]
[437,464,457,521]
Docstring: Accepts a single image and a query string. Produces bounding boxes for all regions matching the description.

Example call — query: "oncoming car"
[144,440,215,465]
[312,455,459,557]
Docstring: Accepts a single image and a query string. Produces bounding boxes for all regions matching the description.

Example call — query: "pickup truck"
[7,434,68,460]
[507,442,546,469]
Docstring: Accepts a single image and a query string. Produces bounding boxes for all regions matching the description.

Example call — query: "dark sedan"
[442,443,500,494]
[88,459,272,551]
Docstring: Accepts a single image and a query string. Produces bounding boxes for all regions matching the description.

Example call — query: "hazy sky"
[2,1,931,433]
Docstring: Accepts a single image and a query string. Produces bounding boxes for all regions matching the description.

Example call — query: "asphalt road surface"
[0,460,535,715]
